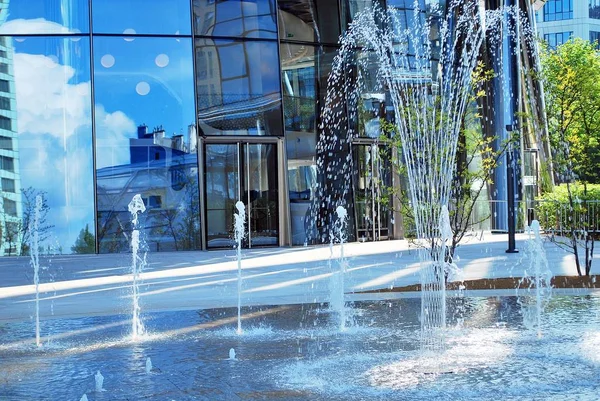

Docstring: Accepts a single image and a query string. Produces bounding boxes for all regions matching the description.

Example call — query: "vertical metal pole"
[246,143,251,248]
[506,136,518,253]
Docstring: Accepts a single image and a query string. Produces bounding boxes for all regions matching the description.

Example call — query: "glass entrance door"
[352,144,391,242]
[205,142,279,248]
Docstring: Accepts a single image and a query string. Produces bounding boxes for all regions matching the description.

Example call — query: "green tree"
[71,224,95,254]
[540,37,600,276]
[541,37,600,184]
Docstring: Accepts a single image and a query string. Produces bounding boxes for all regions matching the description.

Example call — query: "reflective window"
[341,0,385,32]
[0,134,12,148]
[196,38,283,136]
[591,31,600,48]
[0,0,89,34]
[277,0,340,44]
[94,36,201,252]
[544,31,572,48]
[193,0,278,39]
[543,0,573,21]
[1,177,15,193]
[281,44,337,244]
[0,36,95,255]
[92,0,192,35]
[592,0,600,19]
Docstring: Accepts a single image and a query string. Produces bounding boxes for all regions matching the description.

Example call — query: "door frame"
[351,138,391,242]
[199,136,287,250]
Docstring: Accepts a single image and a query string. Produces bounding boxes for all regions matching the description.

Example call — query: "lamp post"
[506,126,518,254]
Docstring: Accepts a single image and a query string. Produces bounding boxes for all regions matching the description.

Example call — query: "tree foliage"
[541,38,600,184]
[540,37,600,276]
[71,224,95,254]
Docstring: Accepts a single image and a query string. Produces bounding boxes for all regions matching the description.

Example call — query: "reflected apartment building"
[0,1,22,256]
[0,0,544,254]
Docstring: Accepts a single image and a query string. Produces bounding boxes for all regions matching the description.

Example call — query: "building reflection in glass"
[195,38,282,136]
[0,34,94,255]
[94,36,200,252]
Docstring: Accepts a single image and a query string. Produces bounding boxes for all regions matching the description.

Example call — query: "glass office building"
[0,0,540,254]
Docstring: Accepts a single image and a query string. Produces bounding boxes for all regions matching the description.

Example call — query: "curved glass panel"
[277,0,340,44]
[193,0,277,39]
[94,36,200,252]
[0,36,94,255]
[0,0,89,35]
[92,0,192,35]
[196,38,283,136]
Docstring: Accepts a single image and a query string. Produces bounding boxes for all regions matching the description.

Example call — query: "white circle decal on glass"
[70,29,82,42]
[123,28,136,41]
[155,54,169,68]
[101,54,115,68]
[136,81,150,96]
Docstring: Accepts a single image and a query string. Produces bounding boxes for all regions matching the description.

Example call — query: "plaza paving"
[0,232,598,323]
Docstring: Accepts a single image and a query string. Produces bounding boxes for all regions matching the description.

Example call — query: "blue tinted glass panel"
[0,0,89,34]
[193,0,277,39]
[1,36,95,255]
[591,0,600,18]
[92,0,192,35]
[93,36,201,252]
[195,38,283,136]
[543,0,573,21]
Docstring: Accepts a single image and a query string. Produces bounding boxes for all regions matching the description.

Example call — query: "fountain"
[94,370,104,392]
[329,206,349,330]
[234,201,246,335]
[29,195,43,347]
[519,220,553,337]
[128,194,146,340]
[313,0,534,351]
[4,2,599,401]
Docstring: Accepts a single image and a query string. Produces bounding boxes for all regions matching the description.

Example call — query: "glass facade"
[542,0,573,22]
[0,0,521,254]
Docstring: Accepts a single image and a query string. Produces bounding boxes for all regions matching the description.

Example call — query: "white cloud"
[14,53,91,139]
[0,18,76,35]
[95,104,137,169]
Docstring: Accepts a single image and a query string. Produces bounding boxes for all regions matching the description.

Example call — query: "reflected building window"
[193,0,278,39]
[92,0,191,35]
[94,36,201,253]
[591,0,600,19]
[277,0,340,44]
[196,38,283,136]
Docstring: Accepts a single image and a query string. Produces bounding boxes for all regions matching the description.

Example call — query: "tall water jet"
[128,194,146,340]
[234,201,246,335]
[29,195,43,347]
[94,370,104,392]
[520,220,552,337]
[329,205,349,331]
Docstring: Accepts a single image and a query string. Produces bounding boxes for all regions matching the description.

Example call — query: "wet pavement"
[1,296,600,400]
